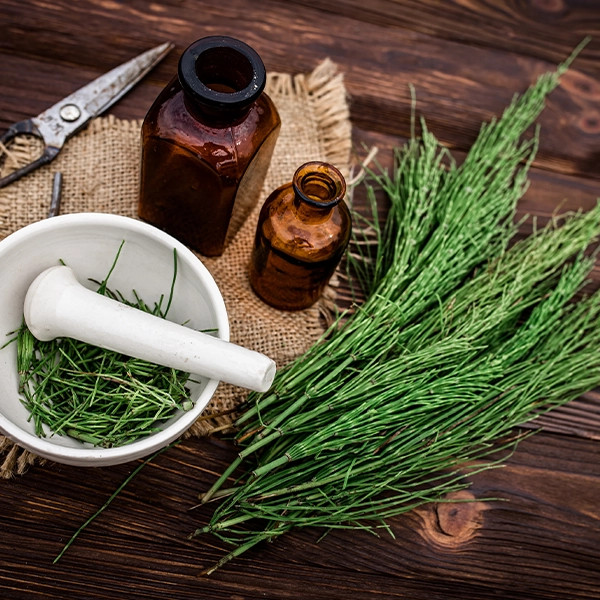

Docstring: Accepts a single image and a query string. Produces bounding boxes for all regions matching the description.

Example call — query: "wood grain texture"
[1,1,600,597]
[0,434,599,599]
[2,0,600,179]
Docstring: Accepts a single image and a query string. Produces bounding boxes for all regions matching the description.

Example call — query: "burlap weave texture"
[0,59,352,476]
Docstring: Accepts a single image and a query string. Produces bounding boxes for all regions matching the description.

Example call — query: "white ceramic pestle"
[24,265,276,393]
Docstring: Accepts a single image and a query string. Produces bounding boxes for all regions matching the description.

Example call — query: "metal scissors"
[0,41,173,189]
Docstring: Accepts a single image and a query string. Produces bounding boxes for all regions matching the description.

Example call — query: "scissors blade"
[82,41,174,116]
[31,41,173,150]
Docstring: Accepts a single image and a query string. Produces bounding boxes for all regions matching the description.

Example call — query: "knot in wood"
[579,114,600,135]
[561,71,600,101]
[418,490,487,549]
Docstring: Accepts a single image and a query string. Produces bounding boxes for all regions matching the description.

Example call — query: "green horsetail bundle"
[193,42,600,574]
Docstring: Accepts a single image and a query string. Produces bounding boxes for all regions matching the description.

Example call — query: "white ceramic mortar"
[0,213,232,466]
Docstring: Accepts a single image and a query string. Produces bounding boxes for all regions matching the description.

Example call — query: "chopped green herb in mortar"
[15,243,193,448]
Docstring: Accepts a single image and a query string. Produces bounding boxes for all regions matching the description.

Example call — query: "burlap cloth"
[0,59,352,477]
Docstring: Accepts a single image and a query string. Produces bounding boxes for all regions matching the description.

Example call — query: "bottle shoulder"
[259,188,351,260]
[142,84,280,172]
[143,83,279,138]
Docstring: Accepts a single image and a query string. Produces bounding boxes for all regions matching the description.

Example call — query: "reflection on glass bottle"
[138,36,281,256]
[249,161,351,310]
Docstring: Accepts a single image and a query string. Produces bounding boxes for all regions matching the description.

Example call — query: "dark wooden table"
[2,1,600,598]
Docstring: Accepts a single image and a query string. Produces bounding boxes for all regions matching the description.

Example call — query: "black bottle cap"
[178,36,266,111]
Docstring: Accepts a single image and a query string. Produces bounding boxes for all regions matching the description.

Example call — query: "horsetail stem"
[192,42,600,575]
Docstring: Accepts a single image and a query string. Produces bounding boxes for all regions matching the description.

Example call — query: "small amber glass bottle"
[249,161,351,310]
[138,36,281,256]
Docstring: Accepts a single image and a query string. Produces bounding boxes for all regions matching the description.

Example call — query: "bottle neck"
[178,36,266,122]
[292,162,346,219]
[182,92,249,125]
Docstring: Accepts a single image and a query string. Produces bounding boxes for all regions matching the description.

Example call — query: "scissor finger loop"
[0,119,44,145]
[0,145,60,189]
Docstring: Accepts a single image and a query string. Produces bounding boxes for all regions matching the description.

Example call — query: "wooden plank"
[291,0,600,67]
[0,434,598,598]
[1,0,600,178]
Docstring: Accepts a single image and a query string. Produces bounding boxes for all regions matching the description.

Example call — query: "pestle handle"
[23,266,276,393]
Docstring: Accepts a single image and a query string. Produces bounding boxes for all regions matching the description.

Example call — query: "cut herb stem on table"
[192,41,600,575]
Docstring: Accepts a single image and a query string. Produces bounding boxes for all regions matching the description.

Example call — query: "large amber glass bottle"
[249,161,351,310]
[138,36,281,256]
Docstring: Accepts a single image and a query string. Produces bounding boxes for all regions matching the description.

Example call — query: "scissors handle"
[0,120,60,189]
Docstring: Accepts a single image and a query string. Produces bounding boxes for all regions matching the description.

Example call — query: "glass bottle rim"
[292,161,346,209]
[178,36,266,110]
